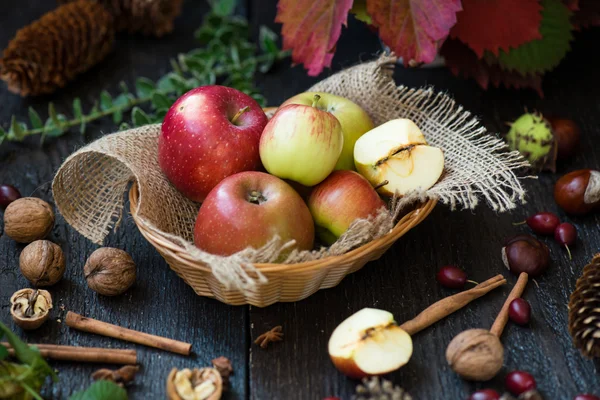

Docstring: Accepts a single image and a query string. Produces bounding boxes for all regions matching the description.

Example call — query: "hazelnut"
[4,197,54,243]
[446,329,504,381]
[84,247,136,296]
[10,288,53,330]
[167,367,223,400]
[19,240,65,287]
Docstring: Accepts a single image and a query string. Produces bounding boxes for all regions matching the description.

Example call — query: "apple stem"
[373,180,389,191]
[247,190,267,205]
[311,94,321,108]
[231,106,250,125]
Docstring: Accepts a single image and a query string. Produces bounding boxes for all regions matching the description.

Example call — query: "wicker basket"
[129,183,436,307]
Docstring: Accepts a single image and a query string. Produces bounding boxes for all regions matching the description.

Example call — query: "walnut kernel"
[167,367,223,400]
[10,288,53,330]
[3,197,54,243]
[19,240,65,286]
[84,247,136,296]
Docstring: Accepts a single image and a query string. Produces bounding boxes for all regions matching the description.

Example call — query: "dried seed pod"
[0,1,115,96]
[446,329,504,381]
[167,367,223,400]
[84,248,136,296]
[4,198,55,243]
[92,365,140,386]
[10,288,53,330]
[568,254,600,358]
[58,0,183,37]
[211,357,233,386]
[19,240,65,286]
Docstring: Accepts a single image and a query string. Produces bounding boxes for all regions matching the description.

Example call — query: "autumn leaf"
[276,0,354,76]
[450,0,543,58]
[367,0,462,65]
[441,39,544,97]
[495,0,573,75]
[563,0,579,10]
[572,0,600,29]
[351,0,372,24]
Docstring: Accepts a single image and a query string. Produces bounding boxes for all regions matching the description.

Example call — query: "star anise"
[212,356,233,385]
[254,326,283,349]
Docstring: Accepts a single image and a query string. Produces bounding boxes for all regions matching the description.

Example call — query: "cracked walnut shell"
[4,198,54,243]
[20,240,65,287]
[10,288,53,330]
[84,247,136,296]
[167,367,223,400]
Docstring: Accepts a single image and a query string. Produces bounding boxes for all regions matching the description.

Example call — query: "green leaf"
[157,75,176,93]
[100,91,113,111]
[48,102,62,130]
[68,380,128,400]
[495,0,573,75]
[112,94,132,124]
[209,0,237,17]
[119,122,131,131]
[259,26,279,54]
[0,343,8,360]
[0,323,45,368]
[350,0,372,24]
[119,81,129,94]
[135,77,156,98]
[72,98,83,119]
[151,92,172,110]
[9,116,25,140]
[131,107,152,127]
[43,115,68,138]
[28,107,43,130]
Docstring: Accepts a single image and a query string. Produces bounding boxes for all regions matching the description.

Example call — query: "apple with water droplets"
[159,85,268,202]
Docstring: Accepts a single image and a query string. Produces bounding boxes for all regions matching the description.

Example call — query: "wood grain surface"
[1,1,599,399]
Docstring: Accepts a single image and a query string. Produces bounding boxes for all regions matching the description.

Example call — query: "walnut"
[19,240,65,286]
[445,328,504,381]
[167,367,223,400]
[10,288,53,330]
[84,247,136,296]
[3,197,54,243]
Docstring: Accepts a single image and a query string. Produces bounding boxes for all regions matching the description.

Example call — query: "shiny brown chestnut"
[554,169,600,215]
[502,235,550,277]
[547,117,581,160]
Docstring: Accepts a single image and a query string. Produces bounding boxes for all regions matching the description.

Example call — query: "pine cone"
[352,377,412,400]
[58,0,183,37]
[569,254,600,358]
[0,1,115,97]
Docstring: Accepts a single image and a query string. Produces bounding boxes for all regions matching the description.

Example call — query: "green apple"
[280,92,374,171]
[354,119,444,196]
[259,95,344,186]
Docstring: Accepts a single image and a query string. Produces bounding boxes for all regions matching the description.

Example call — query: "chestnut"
[502,234,550,277]
[547,117,580,160]
[554,169,600,215]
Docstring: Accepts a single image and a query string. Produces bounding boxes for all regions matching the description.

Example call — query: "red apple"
[307,171,386,244]
[159,85,268,202]
[194,171,314,256]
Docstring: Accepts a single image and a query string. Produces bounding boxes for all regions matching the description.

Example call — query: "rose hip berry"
[508,298,531,325]
[520,212,560,235]
[0,184,21,209]
[574,395,600,400]
[469,389,501,400]
[555,222,577,260]
[436,265,476,289]
[505,371,536,395]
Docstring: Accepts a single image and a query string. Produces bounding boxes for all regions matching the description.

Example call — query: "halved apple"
[354,119,444,196]
[328,308,413,379]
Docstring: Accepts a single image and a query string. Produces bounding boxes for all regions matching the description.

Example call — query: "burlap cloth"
[52,55,529,291]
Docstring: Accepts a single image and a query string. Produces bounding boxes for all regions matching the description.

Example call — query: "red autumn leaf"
[441,39,544,97]
[275,0,354,76]
[573,0,600,28]
[367,0,462,65]
[450,0,543,58]
[563,0,579,10]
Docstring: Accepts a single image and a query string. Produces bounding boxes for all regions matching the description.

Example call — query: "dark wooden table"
[1,1,599,399]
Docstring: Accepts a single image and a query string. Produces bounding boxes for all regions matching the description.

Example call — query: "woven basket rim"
[128,182,437,274]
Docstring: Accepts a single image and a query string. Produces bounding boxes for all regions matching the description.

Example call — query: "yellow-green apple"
[280,92,374,170]
[259,95,344,186]
[328,308,413,379]
[354,119,444,196]
[194,171,314,256]
[159,85,268,202]
[307,171,386,244]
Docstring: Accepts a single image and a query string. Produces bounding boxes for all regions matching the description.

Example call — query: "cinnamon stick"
[66,311,192,355]
[1,342,137,356]
[400,274,507,335]
[490,272,528,337]
[3,343,136,364]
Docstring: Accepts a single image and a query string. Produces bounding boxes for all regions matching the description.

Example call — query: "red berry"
[436,265,468,289]
[0,184,21,209]
[555,222,577,260]
[508,298,531,325]
[574,395,600,400]
[505,371,536,395]
[525,212,560,235]
[469,389,501,400]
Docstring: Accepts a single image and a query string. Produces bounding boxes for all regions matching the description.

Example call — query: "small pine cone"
[58,0,183,37]
[0,1,115,97]
[568,254,600,358]
[352,377,412,400]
